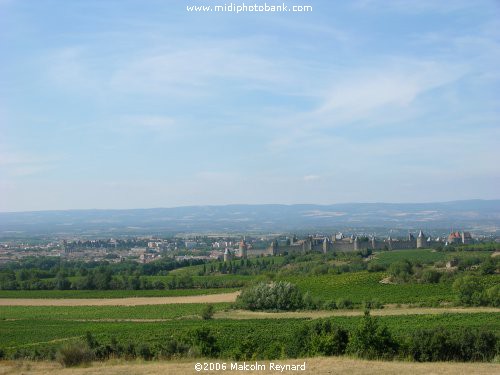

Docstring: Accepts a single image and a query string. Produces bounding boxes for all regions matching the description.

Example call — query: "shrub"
[56,342,93,367]
[201,304,215,320]
[367,263,386,272]
[486,285,500,307]
[363,300,383,309]
[235,281,305,311]
[420,269,441,284]
[336,298,353,309]
[190,327,220,357]
[302,291,320,309]
[453,276,485,306]
[159,339,190,359]
[346,310,397,359]
[322,300,337,310]
[124,342,136,359]
[137,344,153,360]
[408,328,497,362]
[388,260,413,282]
[85,331,98,350]
[308,320,348,356]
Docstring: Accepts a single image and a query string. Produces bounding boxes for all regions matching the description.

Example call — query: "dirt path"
[216,306,500,319]
[0,357,499,375]
[0,292,240,306]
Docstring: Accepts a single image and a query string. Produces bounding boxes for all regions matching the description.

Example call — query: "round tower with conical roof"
[416,230,427,248]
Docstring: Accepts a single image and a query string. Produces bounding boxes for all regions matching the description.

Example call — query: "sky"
[1,0,499,211]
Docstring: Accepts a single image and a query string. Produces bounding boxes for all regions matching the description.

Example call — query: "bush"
[363,300,383,309]
[56,342,93,367]
[420,269,441,284]
[190,327,220,357]
[408,328,497,362]
[137,344,153,360]
[235,281,305,311]
[388,260,413,282]
[302,291,320,309]
[336,298,353,309]
[201,304,215,320]
[308,320,349,356]
[346,310,397,359]
[486,285,500,307]
[159,339,190,359]
[453,276,485,306]
[367,263,386,272]
[322,300,337,310]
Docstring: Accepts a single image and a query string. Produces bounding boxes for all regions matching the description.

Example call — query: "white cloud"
[316,59,465,120]
[108,45,297,97]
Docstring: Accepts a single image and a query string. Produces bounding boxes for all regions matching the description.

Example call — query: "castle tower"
[223,248,232,262]
[267,239,278,256]
[302,238,312,253]
[387,236,393,251]
[322,237,330,254]
[416,230,427,248]
[462,232,472,244]
[371,236,376,249]
[239,239,247,259]
[353,236,359,251]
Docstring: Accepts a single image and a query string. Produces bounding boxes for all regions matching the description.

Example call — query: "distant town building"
[185,241,197,249]
[447,231,473,245]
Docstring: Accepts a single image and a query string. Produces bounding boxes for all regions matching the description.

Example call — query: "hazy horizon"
[1,1,499,211]
[1,198,500,214]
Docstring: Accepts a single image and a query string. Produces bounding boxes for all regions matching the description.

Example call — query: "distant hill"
[0,200,499,237]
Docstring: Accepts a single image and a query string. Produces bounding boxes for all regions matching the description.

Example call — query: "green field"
[0,288,238,299]
[2,313,499,356]
[1,247,499,362]
[281,272,431,304]
[372,249,493,266]
[0,303,231,320]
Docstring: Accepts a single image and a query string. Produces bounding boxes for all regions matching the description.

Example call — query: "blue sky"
[1,0,499,211]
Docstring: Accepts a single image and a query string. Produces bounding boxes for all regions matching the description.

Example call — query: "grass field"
[372,249,493,266]
[2,271,498,306]
[281,271,499,305]
[2,304,497,321]
[2,312,499,354]
[1,249,498,365]
[0,288,238,299]
[0,303,230,321]
[284,271,450,304]
[1,357,499,375]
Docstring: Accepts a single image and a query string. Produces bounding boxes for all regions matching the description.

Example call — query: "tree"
[453,276,485,306]
[55,273,71,290]
[201,304,215,320]
[346,310,397,359]
[388,260,413,282]
[235,281,305,311]
[190,328,220,357]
